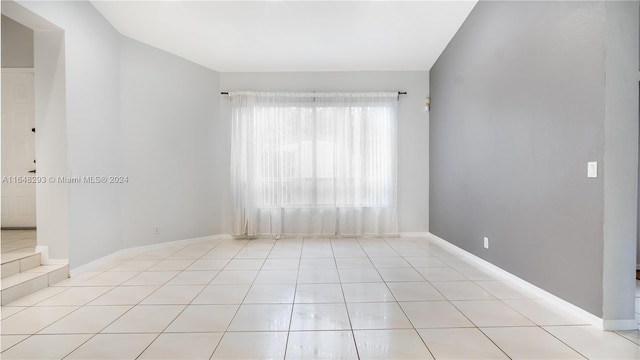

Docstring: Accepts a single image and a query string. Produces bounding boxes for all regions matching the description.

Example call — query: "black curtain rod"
[220,91,407,95]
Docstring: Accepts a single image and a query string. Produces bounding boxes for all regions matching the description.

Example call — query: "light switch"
[587,161,597,178]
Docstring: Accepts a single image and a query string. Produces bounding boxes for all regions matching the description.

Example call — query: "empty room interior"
[1,0,640,359]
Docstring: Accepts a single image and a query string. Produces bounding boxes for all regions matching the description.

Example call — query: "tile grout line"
[131,245,226,360]
[25,238,218,358]
[380,237,438,360]
[412,236,514,360]
[130,241,226,359]
[282,236,305,360]
[536,326,590,359]
[330,237,361,360]
[414,236,591,359]
[207,237,258,359]
[3,234,639,359]
[73,240,198,359]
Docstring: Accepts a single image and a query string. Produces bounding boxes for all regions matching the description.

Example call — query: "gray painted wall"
[120,37,220,247]
[1,15,34,68]
[219,71,430,234]
[15,0,124,268]
[11,1,221,269]
[430,1,610,317]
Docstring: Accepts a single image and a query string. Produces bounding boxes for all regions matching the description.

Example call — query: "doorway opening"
[1,16,37,257]
[1,3,70,265]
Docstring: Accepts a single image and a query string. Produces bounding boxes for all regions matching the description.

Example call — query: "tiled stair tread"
[1,250,39,265]
[1,264,69,305]
[1,264,68,290]
[1,253,42,279]
[1,271,47,290]
[24,264,67,273]
[1,261,20,279]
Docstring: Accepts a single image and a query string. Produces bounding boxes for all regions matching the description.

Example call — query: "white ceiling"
[91,0,477,72]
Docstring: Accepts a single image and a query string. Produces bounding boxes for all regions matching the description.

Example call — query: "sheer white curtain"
[230,91,398,236]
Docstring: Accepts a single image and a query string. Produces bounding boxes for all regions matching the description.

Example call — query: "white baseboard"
[426,232,606,330]
[35,245,68,266]
[64,230,638,331]
[69,234,233,277]
[399,232,431,238]
[35,245,49,264]
[603,319,639,331]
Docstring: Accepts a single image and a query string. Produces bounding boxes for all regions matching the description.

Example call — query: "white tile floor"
[1,236,639,359]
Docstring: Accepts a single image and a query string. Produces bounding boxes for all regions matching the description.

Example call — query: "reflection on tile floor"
[1,236,639,359]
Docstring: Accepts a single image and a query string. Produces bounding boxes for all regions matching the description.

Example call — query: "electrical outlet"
[154,227,160,235]
[483,237,489,249]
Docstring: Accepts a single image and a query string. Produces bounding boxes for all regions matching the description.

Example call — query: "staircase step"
[1,264,69,305]
[1,249,40,265]
[1,253,41,278]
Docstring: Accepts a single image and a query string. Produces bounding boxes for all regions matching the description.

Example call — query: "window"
[230,92,398,236]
